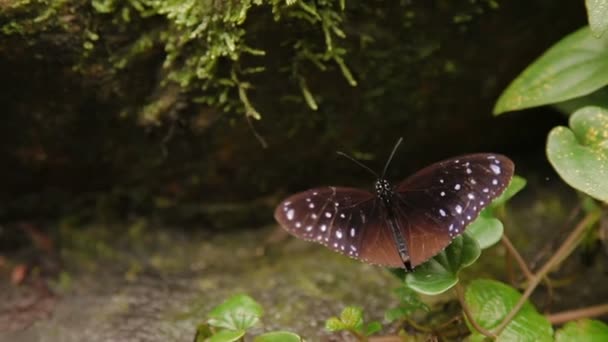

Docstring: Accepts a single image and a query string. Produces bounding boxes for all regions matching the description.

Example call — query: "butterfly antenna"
[381,137,404,178]
[336,151,379,178]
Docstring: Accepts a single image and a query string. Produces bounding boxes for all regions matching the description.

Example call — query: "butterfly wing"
[274,187,402,266]
[394,153,514,267]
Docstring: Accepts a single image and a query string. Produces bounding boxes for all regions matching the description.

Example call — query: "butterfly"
[274,138,514,271]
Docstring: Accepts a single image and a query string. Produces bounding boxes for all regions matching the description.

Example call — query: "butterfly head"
[375,178,394,202]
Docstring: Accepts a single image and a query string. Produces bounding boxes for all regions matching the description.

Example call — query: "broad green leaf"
[254,331,302,342]
[208,329,246,342]
[494,26,608,114]
[208,294,263,331]
[553,86,608,115]
[465,279,553,341]
[556,319,608,342]
[586,0,608,37]
[466,212,503,249]
[547,106,608,202]
[384,285,429,323]
[405,234,480,295]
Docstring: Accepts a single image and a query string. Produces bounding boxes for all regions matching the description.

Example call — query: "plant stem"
[547,303,608,325]
[493,210,601,335]
[455,282,496,338]
[501,234,533,280]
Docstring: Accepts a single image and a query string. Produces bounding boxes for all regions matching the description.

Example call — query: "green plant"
[194,294,301,342]
[325,306,382,341]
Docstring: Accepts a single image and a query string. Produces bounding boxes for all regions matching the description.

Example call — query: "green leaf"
[556,319,608,342]
[547,106,608,202]
[384,285,429,322]
[365,321,382,336]
[465,279,553,341]
[466,211,503,249]
[553,86,608,115]
[254,331,302,342]
[339,306,364,330]
[405,234,481,295]
[194,323,213,342]
[208,329,246,342]
[208,294,263,331]
[494,26,608,114]
[586,0,608,37]
[466,175,525,249]
[325,317,345,332]
[325,306,366,333]
[489,175,527,208]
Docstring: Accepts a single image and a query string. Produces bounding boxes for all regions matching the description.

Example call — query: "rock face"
[0,1,584,221]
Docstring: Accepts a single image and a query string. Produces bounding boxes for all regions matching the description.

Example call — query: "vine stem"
[493,210,601,335]
[546,303,608,325]
[455,282,496,338]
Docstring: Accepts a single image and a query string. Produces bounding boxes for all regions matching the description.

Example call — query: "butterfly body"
[274,153,514,270]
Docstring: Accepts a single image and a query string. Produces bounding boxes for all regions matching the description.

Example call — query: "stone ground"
[0,223,401,342]
[1,179,608,341]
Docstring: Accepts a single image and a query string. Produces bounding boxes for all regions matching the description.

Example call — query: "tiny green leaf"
[494,26,608,114]
[254,331,302,342]
[547,106,608,202]
[365,321,382,336]
[465,279,553,341]
[339,306,364,330]
[405,234,480,295]
[586,0,608,37]
[208,329,246,342]
[325,306,368,333]
[325,317,345,332]
[555,319,608,342]
[207,294,263,331]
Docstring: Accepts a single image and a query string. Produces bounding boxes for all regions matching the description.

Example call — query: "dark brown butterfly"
[274,139,514,271]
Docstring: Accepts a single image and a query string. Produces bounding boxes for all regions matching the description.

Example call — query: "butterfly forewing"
[275,187,383,260]
[394,153,514,266]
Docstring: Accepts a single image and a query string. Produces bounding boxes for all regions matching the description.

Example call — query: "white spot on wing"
[336,230,343,239]
[325,212,332,218]
[490,164,501,175]
[309,203,315,209]
[454,184,461,190]
[439,209,447,217]
[320,224,327,232]
[287,209,294,220]
[350,228,356,237]
[455,205,463,214]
